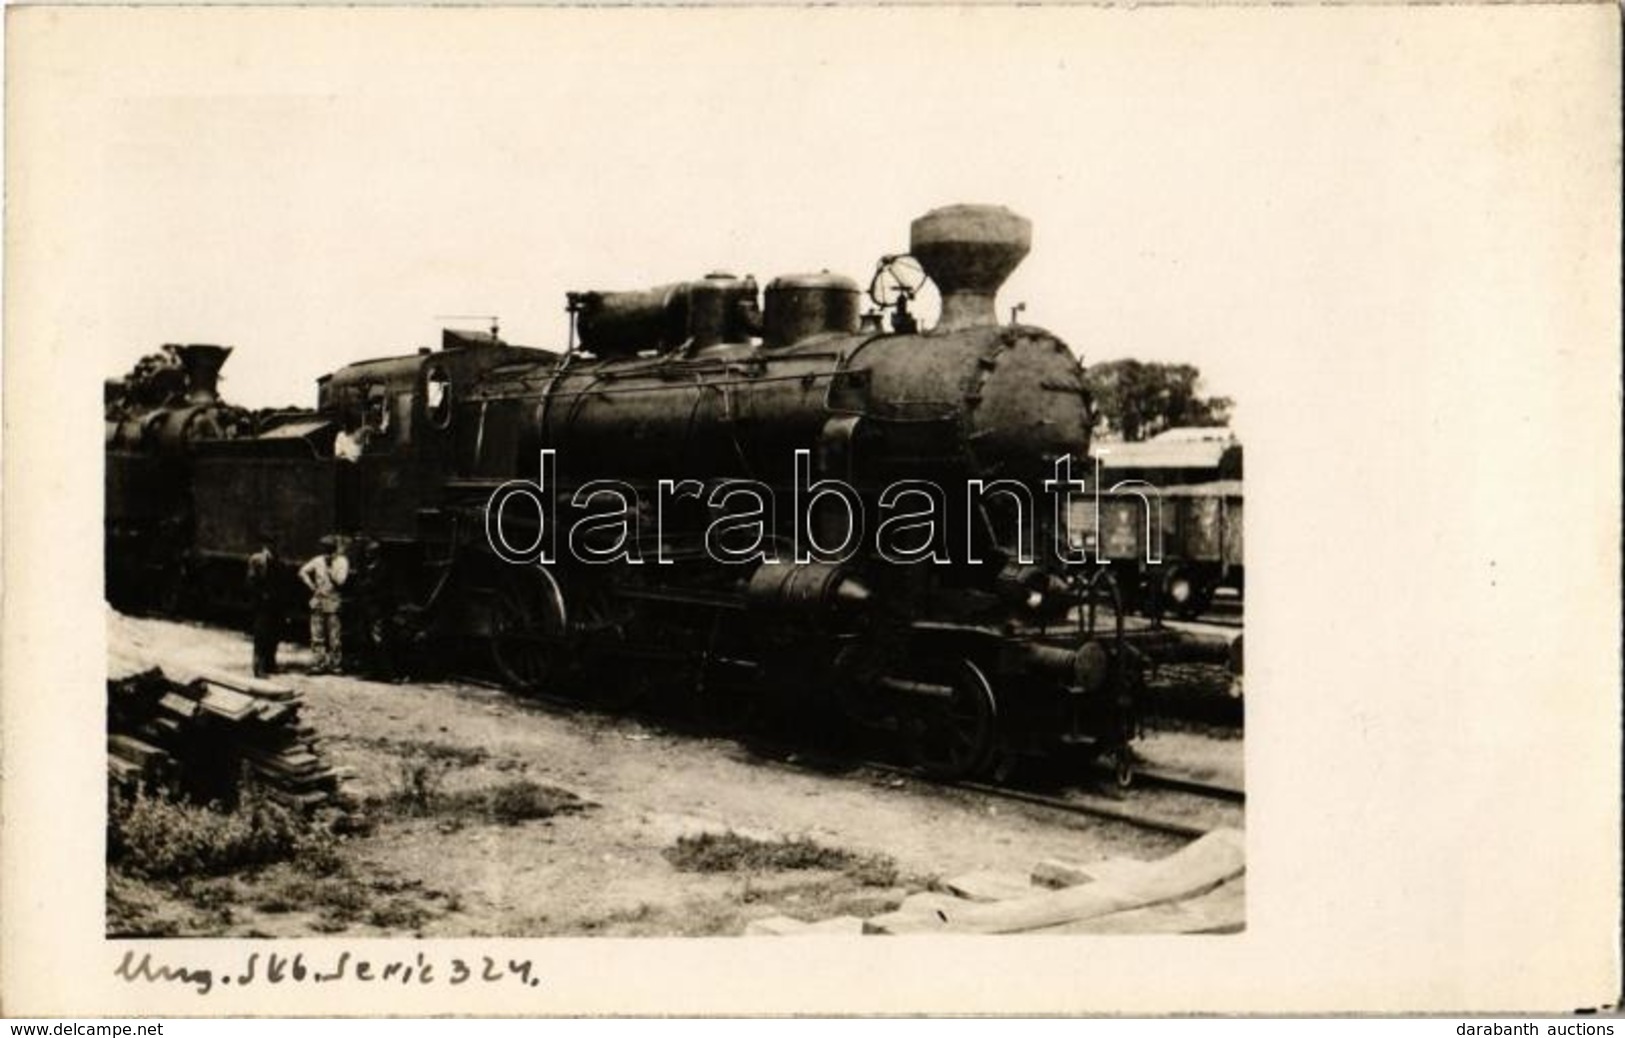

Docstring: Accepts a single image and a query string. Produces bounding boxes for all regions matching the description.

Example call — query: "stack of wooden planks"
[108,660,347,812]
[744,827,1245,937]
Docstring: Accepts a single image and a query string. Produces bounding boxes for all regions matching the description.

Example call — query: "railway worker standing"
[245,533,283,677]
[299,535,351,675]
[352,538,403,681]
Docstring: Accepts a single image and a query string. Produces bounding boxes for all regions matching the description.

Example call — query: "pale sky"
[14,5,1605,447]
[21,3,1539,429]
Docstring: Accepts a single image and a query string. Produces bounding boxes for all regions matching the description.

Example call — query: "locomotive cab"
[313,332,562,540]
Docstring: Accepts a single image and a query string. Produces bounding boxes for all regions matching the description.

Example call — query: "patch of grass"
[108,786,335,880]
[843,854,900,888]
[652,897,746,938]
[254,892,297,914]
[483,780,584,825]
[348,737,490,769]
[308,877,371,918]
[384,758,452,818]
[599,902,655,925]
[189,903,237,935]
[664,832,897,887]
[174,876,243,910]
[246,869,373,923]
[823,891,905,918]
[105,783,460,939]
[367,900,431,930]
[367,875,424,895]
[232,866,446,935]
[106,873,180,938]
[373,770,587,827]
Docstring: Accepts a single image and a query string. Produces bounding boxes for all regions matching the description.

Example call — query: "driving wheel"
[489,569,567,693]
[901,658,998,780]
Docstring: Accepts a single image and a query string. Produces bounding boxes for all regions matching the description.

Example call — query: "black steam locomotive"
[106,205,1147,781]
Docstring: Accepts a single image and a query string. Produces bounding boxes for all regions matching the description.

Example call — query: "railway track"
[1133,767,1244,803]
[945,776,1232,841]
[1185,615,1243,630]
[746,747,1244,842]
[449,672,1245,839]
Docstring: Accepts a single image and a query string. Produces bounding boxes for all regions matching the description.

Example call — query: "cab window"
[425,367,453,429]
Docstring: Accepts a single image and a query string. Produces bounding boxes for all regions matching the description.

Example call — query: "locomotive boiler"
[105,205,1144,782]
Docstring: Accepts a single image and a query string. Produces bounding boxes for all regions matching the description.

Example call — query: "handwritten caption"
[115,950,542,996]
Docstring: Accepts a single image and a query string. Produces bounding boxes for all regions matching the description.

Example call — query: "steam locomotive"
[106,205,1148,781]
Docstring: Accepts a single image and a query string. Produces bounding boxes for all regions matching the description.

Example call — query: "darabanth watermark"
[484,451,1164,568]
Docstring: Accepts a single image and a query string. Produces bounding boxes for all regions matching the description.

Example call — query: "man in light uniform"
[299,535,350,674]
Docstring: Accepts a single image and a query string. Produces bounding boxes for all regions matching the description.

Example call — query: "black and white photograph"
[2,2,1619,1018]
[99,197,1248,941]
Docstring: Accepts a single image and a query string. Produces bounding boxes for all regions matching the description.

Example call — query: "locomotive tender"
[106,205,1146,780]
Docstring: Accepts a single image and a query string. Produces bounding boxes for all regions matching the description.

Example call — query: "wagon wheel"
[901,658,998,780]
[489,568,568,693]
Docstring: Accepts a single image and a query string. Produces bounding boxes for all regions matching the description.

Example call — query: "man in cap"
[299,534,351,674]
[350,537,400,681]
[245,532,283,677]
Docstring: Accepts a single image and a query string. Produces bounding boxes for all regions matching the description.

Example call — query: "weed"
[825,892,904,918]
[294,830,345,877]
[108,786,331,880]
[343,736,490,769]
[254,893,296,914]
[368,875,423,895]
[584,902,659,933]
[373,772,586,827]
[310,878,370,918]
[367,900,430,930]
[843,855,900,888]
[664,832,897,887]
[106,873,180,938]
[484,780,583,825]
[384,758,451,818]
[175,877,241,910]
[266,874,321,904]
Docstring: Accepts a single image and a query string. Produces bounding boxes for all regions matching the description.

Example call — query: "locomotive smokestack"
[173,344,232,404]
[910,204,1031,333]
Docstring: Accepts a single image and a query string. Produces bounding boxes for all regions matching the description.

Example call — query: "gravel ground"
[107,613,1243,938]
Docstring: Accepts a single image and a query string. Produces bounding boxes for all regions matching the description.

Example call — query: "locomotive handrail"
[1076,564,1126,646]
[536,367,848,398]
